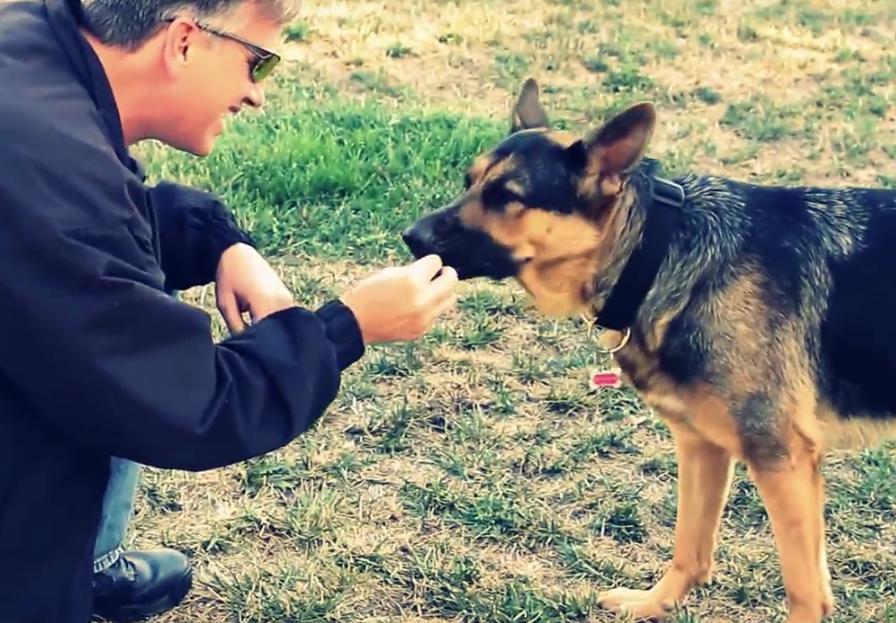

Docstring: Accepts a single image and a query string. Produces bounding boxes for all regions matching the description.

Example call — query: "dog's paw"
[598,587,677,621]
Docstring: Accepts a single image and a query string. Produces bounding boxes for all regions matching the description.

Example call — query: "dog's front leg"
[599,423,734,620]
[748,434,833,623]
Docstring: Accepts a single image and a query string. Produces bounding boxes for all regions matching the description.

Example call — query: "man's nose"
[245,84,266,109]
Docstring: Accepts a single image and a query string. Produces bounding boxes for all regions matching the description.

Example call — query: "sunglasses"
[163,18,281,82]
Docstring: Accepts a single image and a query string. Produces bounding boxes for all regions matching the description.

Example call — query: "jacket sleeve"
[0,123,365,472]
[146,179,255,291]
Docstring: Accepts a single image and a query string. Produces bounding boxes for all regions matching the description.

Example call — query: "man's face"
[160,3,282,156]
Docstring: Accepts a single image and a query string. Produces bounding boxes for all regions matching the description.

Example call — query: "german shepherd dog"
[402,78,896,622]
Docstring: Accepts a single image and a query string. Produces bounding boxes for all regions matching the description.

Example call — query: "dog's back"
[650,173,896,448]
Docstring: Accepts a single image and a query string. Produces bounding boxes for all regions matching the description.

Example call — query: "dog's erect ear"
[510,78,550,133]
[584,102,656,178]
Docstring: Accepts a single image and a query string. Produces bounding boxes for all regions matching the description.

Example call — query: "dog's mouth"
[402,222,520,281]
[401,227,440,263]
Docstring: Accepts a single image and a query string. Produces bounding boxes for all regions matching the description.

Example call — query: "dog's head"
[403,78,656,317]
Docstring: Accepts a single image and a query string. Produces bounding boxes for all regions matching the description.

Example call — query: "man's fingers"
[431,265,458,288]
[422,265,458,305]
[408,254,444,281]
[420,292,457,335]
[219,295,247,334]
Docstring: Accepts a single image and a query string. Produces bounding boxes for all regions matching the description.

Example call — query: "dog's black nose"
[402,226,433,259]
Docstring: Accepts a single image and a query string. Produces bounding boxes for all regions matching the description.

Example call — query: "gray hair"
[80,0,298,48]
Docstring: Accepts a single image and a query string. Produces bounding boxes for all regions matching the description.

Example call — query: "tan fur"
[545,130,579,148]
[816,404,896,448]
[468,155,494,183]
[600,422,735,619]
[748,431,834,622]
[460,203,604,317]
[458,162,618,317]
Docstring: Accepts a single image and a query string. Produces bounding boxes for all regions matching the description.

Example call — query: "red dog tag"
[590,368,622,389]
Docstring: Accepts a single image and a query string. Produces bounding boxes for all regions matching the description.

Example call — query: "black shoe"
[91,549,192,622]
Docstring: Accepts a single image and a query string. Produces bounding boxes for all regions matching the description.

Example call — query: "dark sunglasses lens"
[252,55,280,82]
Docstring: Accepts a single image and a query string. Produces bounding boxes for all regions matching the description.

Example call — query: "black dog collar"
[592,176,685,332]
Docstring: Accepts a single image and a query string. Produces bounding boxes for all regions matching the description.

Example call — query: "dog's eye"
[482,185,523,208]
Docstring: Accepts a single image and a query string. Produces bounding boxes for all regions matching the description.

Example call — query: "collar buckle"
[651,176,686,208]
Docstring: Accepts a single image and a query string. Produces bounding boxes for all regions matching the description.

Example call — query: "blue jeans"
[92,289,180,573]
[92,457,142,573]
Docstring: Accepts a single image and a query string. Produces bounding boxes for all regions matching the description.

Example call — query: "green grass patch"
[141,82,505,262]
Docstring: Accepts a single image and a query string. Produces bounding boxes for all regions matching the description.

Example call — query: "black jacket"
[0,1,365,621]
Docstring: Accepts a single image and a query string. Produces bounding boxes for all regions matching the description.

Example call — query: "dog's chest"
[609,354,747,456]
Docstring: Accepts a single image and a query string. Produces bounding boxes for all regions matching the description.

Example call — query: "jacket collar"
[45,0,129,166]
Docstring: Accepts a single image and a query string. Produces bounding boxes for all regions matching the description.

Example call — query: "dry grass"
[124,260,896,623]
[114,1,896,622]
[285,0,895,185]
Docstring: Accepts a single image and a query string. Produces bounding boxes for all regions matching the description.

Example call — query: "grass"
[140,82,505,260]
[122,1,896,622]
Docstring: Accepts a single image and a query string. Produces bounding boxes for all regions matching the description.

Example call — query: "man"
[0,0,459,622]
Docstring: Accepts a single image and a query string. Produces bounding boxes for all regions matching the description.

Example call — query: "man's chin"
[191,142,215,157]
[189,129,219,157]
[156,128,218,158]
[179,137,216,158]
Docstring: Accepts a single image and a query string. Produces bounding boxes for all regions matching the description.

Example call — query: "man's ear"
[510,77,550,134]
[583,102,656,178]
[160,17,198,78]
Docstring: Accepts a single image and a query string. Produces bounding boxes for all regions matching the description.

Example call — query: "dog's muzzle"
[401,225,436,260]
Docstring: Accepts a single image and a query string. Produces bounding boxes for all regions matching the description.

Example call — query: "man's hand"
[215,243,294,333]
[340,255,458,345]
